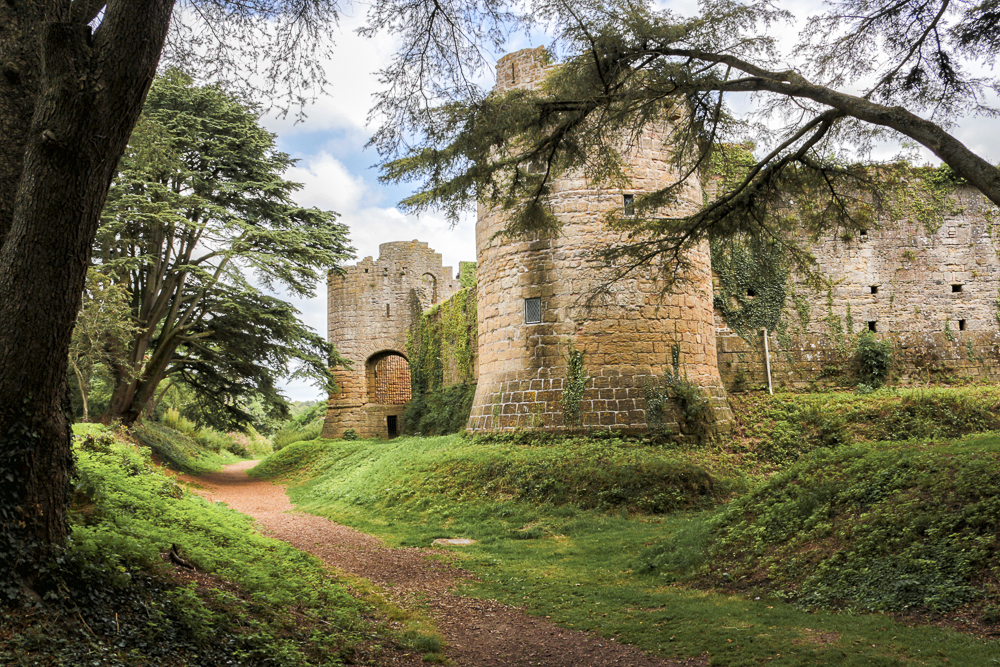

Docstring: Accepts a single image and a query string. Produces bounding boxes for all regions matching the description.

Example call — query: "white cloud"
[261,11,400,138]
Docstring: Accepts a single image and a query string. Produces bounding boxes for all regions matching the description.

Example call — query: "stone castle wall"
[467,48,733,436]
[322,241,461,439]
[716,186,1000,389]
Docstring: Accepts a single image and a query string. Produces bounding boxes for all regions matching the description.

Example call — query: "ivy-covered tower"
[466,48,733,437]
[322,241,461,439]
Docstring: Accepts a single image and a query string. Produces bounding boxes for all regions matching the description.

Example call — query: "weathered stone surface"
[322,241,462,439]
[716,187,1000,390]
[467,48,734,436]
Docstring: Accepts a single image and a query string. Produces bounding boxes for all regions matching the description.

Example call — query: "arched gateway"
[322,241,460,439]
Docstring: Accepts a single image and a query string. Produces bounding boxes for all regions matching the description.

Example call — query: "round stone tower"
[466,47,733,437]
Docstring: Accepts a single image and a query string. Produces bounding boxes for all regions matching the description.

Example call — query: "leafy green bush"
[644,343,715,443]
[160,406,259,457]
[227,427,273,457]
[273,419,324,450]
[132,420,238,474]
[855,333,892,387]
[695,435,1000,615]
[271,402,326,450]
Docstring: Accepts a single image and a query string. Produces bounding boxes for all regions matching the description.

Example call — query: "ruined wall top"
[494,47,556,94]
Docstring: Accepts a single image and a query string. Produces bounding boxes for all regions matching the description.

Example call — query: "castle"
[322,48,1000,441]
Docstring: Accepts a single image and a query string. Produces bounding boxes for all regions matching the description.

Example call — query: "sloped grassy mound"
[729,386,1000,465]
[251,434,745,515]
[132,420,239,474]
[699,433,1000,617]
[1,431,375,666]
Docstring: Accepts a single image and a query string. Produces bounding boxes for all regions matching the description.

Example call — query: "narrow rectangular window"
[524,297,542,324]
[959,319,967,331]
[386,303,391,317]
[623,194,635,216]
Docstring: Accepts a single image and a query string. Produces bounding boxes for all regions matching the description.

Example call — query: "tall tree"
[0,0,345,592]
[96,70,350,428]
[68,267,139,422]
[377,0,1000,281]
[0,0,509,587]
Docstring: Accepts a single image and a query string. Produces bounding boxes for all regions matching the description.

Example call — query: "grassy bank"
[1,427,422,666]
[693,434,1000,618]
[729,385,1000,466]
[251,428,999,666]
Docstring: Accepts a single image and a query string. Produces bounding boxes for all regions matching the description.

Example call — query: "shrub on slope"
[693,434,1000,617]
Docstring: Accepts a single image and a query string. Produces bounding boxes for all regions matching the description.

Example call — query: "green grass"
[250,433,749,516]
[729,386,1000,467]
[132,420,243,474]
[696,433,1000,615]
[1,428,411,666]
[250,431,1000,666]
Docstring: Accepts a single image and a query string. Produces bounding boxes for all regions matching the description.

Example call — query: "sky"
[257,1,1000,402]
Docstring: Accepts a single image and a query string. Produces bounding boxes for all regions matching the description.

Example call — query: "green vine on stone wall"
[406,286,478,395]
[561,345,589,426]
[404,286,479,435]
[704,142,757,199]
[888,165,964,236]
[711,235,789,343]
[644,343,715,444]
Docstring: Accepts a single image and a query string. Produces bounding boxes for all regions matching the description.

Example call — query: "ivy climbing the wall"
[561,345,589,426]
[404,286,478,435]
[711,234,789,343]
[645,343,715,444]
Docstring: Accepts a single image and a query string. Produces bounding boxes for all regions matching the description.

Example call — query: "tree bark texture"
[0,0,174,582]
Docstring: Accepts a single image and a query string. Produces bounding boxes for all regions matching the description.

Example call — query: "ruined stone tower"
[322,241,461,439]
[467,48,733,435]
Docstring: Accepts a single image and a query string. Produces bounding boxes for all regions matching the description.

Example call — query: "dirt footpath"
[181,461,706,667]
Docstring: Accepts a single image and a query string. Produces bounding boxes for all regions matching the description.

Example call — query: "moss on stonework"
[711,235,788,344]
[405,286,478,435]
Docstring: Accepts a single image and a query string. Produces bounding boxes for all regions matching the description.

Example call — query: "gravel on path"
[180,460,707,667]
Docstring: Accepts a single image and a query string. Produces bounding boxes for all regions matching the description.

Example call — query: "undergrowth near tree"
[0,428,409,666]
[130,421,243,475]
[272,402,327,451]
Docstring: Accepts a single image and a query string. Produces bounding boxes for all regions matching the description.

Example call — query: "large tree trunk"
[102,331,182,426]
[0,3,174,588]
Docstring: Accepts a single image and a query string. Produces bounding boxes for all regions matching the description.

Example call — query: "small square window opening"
[623,194,635,216]
[870,285,878,295]
[746,288,757,298]
[859,229,868,237]
[952,284,963,293]
[524,297,542,324]
[867,321,877,332]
